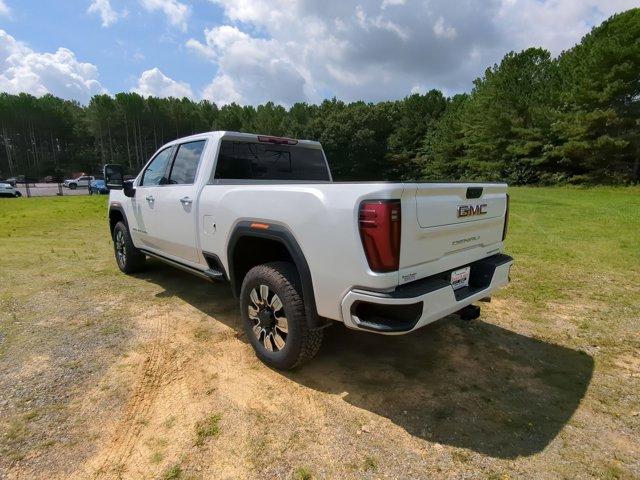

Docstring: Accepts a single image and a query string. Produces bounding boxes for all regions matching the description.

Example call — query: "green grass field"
[1,187,639,479]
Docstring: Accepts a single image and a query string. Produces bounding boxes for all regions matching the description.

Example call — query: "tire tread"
[114,221,145,274]
[241,261,323,369]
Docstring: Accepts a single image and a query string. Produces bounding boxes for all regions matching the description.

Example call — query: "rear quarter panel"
[198,183,405,321]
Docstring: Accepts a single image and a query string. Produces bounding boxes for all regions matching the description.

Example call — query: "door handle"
[180,196,193,205]
[145,195,154,202]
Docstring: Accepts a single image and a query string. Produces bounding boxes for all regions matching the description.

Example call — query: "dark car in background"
[89,179,109,195]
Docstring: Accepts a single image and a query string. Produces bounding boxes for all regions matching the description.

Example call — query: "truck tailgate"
[398,183,508,285]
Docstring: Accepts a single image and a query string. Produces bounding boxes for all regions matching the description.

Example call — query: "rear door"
[151,140,207,264]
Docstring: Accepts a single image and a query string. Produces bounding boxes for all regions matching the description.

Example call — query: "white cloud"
[355,5,409,41]
[185,0,637,105]
[88,0,120,27]
[497,0,638,54]
[381,0,405,9]
[0,29,106,103]
[133,67,193,98]
[188,25,308,105]
[139,0,190,31]
[433,16,457,40]
[202,74,241,105]
[0,0,10,17]
[186,25,250,60]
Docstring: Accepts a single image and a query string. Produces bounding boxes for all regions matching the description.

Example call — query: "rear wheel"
[113,221,145,274]
[240,262,323,370]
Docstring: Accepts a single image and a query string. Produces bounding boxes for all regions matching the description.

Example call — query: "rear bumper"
[340,253,513,335]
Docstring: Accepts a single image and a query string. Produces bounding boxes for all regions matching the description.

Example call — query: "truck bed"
[198,181,508,321]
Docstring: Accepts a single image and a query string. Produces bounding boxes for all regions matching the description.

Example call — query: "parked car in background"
[0,182,22,197]
[6,175,37,185]
[89,179,109,195]
[43,175,54,183]
[64,175,94,189]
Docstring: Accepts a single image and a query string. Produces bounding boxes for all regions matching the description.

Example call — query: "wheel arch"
[108,205,128,239]
[227,222,323,330]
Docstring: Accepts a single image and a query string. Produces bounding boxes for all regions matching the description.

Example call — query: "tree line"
[0,9,638,184]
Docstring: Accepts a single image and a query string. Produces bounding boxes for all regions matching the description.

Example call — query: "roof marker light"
[257,135,298,145]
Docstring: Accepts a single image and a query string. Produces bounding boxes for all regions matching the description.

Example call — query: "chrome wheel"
[247,284,288,352]
[115,230,126,266]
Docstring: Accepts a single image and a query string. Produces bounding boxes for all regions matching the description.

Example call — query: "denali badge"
[452,235,480,246]
[457,204,488,218]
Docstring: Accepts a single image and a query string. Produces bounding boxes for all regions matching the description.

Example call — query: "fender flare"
[227,221,323,330]
[108,204,129,238]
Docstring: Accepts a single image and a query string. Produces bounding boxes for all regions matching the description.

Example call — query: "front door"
[131,146,175,252]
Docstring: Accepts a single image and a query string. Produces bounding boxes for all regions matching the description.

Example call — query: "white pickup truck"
[105,131,512,369]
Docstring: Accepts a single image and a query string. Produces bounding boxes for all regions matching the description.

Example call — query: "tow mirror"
[105,164,136,198]
[104,164,124,190]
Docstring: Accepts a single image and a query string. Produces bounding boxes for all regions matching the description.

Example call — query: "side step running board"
[141,248,224,282]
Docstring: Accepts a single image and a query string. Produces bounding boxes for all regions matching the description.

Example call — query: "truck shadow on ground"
[137,261,594,460]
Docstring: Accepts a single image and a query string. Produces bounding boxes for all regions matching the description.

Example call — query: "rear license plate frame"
[451,266,471,290]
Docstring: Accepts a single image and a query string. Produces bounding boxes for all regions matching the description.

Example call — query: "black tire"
[112,221,145,274]
[14,191,21,197]
[69,183,77,190]
[240,262,323,370]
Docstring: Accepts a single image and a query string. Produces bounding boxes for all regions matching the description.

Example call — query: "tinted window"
[141,147,173,186]
[213,141,330,181]
[168,141,205,185]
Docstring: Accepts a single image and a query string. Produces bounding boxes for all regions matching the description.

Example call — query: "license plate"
[451,266,470,290]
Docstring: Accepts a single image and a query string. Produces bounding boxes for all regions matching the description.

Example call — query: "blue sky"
[0,0,636,105]
[0,0,225,95]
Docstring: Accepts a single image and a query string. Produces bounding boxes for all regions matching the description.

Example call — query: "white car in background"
[64,175,94,189]
[0,182,21,197]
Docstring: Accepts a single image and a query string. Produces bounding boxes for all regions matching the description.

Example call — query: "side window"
[140,147,174,186]
[168,141,206,185]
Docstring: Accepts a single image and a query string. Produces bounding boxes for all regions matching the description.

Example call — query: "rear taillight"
[359,200,401,273]
[502,193,510,241]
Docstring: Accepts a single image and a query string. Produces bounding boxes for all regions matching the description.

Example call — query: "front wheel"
[240,262,323,370]
[113,221,145,274]
[69,183,77,190]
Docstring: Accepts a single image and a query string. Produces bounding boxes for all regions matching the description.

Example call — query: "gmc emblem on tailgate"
[457,204,488,218]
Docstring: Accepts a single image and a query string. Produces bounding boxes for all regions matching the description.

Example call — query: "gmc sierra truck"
[105,131,513,370]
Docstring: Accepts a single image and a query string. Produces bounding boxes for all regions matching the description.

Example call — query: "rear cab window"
[212,140,330,182]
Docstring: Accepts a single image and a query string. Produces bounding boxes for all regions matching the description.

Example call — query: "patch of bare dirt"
[2,263,639,480]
